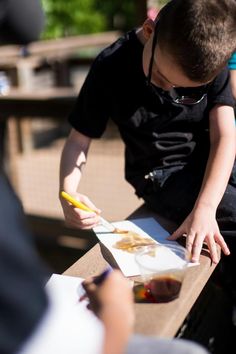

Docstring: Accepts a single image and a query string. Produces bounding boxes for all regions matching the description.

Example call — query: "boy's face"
[142,32,207,91]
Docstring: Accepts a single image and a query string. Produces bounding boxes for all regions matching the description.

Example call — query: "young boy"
[60,0,236,271]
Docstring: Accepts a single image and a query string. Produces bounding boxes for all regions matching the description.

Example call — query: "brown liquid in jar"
[133,276,182,303]
[146,276,182,302]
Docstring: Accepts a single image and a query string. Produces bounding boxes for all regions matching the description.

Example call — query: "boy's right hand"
[60,192,101,229]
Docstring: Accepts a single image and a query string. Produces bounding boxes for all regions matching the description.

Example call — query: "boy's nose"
[160,82,175,91]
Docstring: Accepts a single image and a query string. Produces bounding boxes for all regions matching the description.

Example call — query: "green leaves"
[41,0,142,39]
[42,0,107,39]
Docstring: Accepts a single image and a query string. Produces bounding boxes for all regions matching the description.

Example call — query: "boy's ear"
[142,18,155,40]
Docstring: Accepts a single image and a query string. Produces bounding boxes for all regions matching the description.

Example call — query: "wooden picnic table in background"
[0,31,120,88]
[0,31,120,64]
[0,31,120,185]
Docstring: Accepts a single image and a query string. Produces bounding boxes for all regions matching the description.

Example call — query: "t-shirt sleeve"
[207,66,235,109]
[228,52,236,70]
[68,55,111,138]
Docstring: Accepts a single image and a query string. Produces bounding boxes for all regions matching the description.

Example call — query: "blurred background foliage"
[42,0,138,39]
[41,0,169,39]
[42,0,105,38]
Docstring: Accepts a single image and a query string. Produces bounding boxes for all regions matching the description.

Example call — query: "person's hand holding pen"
[81,269,135,354]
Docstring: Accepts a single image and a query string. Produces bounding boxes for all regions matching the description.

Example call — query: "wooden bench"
[64,204,218,337]
[0,87,76,118]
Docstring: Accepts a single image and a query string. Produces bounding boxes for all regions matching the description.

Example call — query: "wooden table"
[0,31,120,88]
[0,87,76,118]
[64,205,218,337]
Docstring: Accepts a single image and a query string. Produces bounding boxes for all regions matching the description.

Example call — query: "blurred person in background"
[0,1,46,353]
[0,0,45,167]
[0,0,44,44]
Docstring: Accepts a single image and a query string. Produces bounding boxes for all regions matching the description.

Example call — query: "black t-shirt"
[68,29,235,196]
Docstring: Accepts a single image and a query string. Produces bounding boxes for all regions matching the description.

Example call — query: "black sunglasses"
[146,22,209,105]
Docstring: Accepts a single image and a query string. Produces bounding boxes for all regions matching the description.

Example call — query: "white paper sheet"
[19,274,104,354]
[93,217,197,277]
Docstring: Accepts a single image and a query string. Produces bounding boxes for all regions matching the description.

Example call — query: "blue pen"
[78,266,113,301]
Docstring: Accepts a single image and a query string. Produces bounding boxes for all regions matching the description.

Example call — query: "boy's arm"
[169,104,235,263]
[59,128,101,229]
[230,69,236,100]
[195,104,235,214]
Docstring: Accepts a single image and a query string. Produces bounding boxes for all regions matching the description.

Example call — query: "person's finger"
[74,208,97,220]
[215,232,230,256]
[206,235,219,264]
[66,213,100,229]
[65,217,97,230]
[185,232,196,260]
[74,210,100,225]
[79,217,100,228]
[190,233,205,263]
[82,279,97,293]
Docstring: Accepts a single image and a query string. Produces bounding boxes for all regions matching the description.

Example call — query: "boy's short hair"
[157,0,236,82]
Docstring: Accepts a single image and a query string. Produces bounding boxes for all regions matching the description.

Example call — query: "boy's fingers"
[74,208,97,219]
[206,236,219,264]
[167,227,184,240]
[190,234,204,263]
[215,233,230,256]
[185,232,195,260]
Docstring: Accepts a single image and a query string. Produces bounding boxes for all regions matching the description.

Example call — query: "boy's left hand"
[167,205,230,263]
